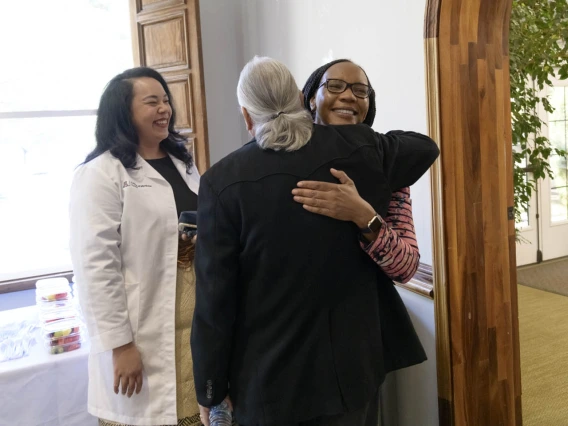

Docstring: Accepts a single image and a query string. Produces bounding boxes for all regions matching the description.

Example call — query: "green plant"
[510,0,568,229]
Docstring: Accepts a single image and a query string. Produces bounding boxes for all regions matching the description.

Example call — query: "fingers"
[126,377,136,398]
[199,405,211,426]
[225,396,234,412]
[115,372,143,397]
[114,374,120,395]
[295,170,353,190]
[330,168,353,184]
[121,375,130,395]
[293,195,336,218]
[135,374,143,394]
[292,188,332,201]
[302,204,333,217]
[296,180,337,191]
[292,195,322,207]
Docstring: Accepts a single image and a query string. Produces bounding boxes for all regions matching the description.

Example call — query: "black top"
[191,124,439,426]
[146,156,198,216]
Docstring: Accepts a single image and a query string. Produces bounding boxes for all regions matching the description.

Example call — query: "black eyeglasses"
[318,79,372,99]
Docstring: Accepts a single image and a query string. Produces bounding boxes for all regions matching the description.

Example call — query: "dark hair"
[84,67,193,171]
[301,59,376,127]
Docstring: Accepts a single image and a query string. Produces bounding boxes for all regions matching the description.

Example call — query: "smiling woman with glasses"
[318,78,373,99]
[296,58,438,425]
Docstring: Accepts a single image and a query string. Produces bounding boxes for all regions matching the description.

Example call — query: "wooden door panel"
[167,75,194,131]
[139,12,189,72]
[139,0,185,13]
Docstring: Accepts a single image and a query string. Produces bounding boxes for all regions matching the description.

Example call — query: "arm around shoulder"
[377,130,440,190]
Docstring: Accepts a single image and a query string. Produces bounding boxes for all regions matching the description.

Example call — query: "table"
[0,306,96,426]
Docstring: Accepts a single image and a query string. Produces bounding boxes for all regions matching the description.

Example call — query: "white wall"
[200,2,438,424]
[199,0,249,164]
[395,287,439,426]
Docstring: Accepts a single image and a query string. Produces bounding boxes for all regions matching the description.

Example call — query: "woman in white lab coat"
[69,67,203,426]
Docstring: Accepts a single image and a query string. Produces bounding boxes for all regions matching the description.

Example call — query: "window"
[548,86,568,223]
[514,145,531,229]
[0,0,133,282]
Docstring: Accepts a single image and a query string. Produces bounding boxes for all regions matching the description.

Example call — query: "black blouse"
[146,156,198,217]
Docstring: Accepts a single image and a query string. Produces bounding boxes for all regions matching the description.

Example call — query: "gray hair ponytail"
[237,56,313,151]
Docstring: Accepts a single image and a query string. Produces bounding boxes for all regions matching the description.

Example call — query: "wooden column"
[425,0,522,424]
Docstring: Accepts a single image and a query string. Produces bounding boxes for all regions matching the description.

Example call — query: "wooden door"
[425,0,522,424]
[129,0,209,173]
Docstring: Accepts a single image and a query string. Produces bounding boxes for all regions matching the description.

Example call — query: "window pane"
[550,186,568,223]
[0,0,132,112]
[549,87,566,122]
[516,207,530,229]
[548,120,566,153]
[513,144,530,228]
[0,116,96,280]
[551,155,567,189]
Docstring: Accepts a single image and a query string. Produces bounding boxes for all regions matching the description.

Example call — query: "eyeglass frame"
[317,78,373,99]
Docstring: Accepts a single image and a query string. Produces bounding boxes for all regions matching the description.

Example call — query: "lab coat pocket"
[124,282,141,338]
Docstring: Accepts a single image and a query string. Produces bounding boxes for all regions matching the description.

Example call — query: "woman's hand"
[292,168,376,229]
[180,232,197,244]
[112,342,144,397]
[199,396,233,426]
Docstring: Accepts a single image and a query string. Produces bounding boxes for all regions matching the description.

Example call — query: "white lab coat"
[69,151,200,425]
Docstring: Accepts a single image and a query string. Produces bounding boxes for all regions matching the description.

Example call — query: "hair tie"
[271,111,285,120]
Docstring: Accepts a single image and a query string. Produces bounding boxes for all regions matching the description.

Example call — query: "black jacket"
[191,124,439,426]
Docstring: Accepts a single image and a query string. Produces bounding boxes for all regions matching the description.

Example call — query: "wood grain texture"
[424,35,454,425]
[425,0,521,424]
[140,0,184,12]
[130,0,209,173]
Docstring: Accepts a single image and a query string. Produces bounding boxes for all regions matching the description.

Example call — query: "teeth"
[334,109,356,115]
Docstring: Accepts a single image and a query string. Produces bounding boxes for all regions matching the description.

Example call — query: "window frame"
[0,271,73,294]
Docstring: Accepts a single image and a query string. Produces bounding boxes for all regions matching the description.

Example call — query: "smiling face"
[130,77,172,148]
[310,62,370,126]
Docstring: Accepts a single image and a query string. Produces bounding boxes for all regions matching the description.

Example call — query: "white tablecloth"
[0,306,97,426]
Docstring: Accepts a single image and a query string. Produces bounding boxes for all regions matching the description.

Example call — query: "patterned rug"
[516,257,568,297]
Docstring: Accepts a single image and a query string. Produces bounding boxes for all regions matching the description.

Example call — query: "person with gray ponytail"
[236,56,313,152]
[191,56,439,426]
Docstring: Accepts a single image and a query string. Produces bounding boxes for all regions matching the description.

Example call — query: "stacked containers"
[43,319,83,355]
[35,278,83,354]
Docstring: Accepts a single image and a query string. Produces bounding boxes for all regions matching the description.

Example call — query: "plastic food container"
[46,332,81,347]
[37,298,75,310]
[35,278,72,303]
[43,319,81,340]
[48,340,83,355]
[42,319,83,355]
[39,306,78,324]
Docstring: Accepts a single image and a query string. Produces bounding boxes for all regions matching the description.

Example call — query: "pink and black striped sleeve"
[360,187,420,283]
